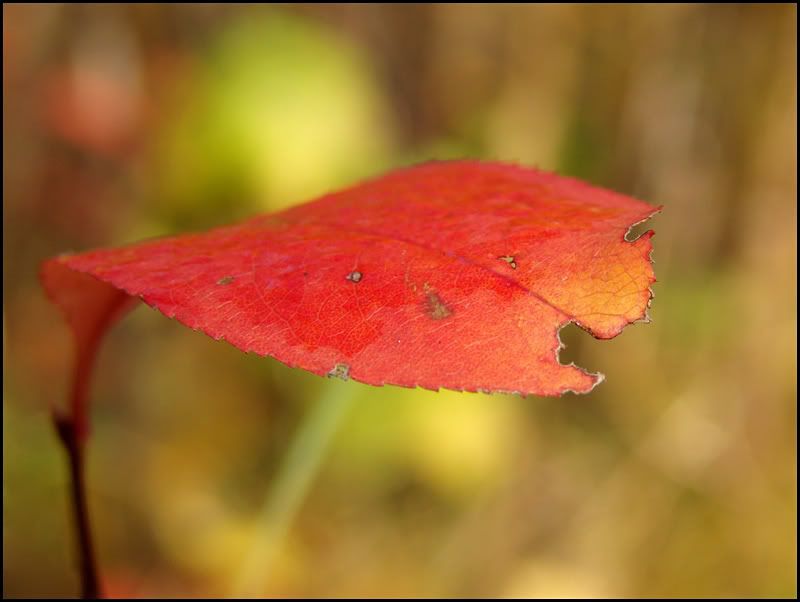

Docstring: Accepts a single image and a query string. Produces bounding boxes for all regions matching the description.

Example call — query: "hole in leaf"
[625,219,654,242]
[557,321,591,367]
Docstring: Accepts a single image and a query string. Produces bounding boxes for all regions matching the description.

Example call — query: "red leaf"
[41,160,659,428]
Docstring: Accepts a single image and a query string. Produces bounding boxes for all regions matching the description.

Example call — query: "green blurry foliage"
[151,12,393,231]
[334,385,522,501]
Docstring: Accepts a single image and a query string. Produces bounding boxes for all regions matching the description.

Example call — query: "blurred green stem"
[231,379,356,597]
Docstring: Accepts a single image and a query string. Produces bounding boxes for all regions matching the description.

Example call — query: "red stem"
[55,414,101,599]
[54,343,103,599]
[43,277,133,598]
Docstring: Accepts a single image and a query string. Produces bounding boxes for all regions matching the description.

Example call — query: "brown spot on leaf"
[327,363,350,380]
[498,255,517,269]
[425,289,452,320]
[217,276,235,285]
[346,271,362,283]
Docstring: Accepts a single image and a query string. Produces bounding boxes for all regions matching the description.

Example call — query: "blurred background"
[3,4,796,598]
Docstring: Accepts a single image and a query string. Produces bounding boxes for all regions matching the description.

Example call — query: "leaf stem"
[54,413,101,599]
